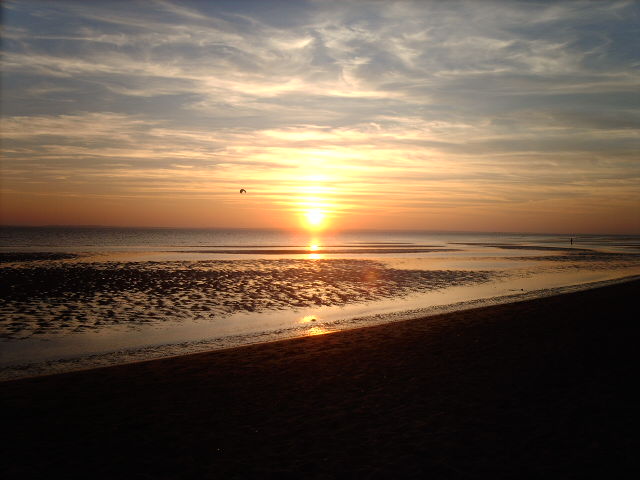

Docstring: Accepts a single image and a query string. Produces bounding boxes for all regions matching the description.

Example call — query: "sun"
[305,209,325,228]
[296,187,332,231]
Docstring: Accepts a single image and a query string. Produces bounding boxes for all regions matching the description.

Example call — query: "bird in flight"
[239,188,247,194]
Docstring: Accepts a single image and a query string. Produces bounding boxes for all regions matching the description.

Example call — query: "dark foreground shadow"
[2,280,638,479]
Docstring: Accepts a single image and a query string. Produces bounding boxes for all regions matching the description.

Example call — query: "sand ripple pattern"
[0,259,498,339]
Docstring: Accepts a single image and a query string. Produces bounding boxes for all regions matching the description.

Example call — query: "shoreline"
[2,279,638,478]
[2,273,638,382]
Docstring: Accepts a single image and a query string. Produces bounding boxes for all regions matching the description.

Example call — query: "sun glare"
[305,209,325,228]
[294,177,335,231]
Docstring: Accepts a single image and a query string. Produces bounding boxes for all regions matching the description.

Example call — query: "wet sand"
[0,259,497,339]
[2,280,637,479]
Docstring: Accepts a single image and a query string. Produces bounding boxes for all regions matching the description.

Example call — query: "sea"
[2,226,640,380]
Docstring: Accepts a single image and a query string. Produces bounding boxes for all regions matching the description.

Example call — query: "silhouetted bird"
[240,189,247,194]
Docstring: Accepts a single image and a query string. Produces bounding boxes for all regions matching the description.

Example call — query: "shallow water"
[1,227,639,380]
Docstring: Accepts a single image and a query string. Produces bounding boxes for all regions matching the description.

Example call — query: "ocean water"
[1,226,640,380]
[3,226,640,252]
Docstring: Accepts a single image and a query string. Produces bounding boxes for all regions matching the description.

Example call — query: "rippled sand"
[0,259,499,339]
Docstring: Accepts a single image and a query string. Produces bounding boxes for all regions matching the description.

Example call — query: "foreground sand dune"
[2,280,637,478]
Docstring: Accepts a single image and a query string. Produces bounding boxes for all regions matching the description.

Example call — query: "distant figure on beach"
[570,237,573,245]
[240,189,247,194]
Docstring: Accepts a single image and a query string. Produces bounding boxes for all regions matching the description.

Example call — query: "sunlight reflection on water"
[2,228,640,380]
[299,315,319,324]
[306,326,330,336]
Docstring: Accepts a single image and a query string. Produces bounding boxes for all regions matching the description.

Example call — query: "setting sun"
[305,209,325,228]
[1,1,638,477]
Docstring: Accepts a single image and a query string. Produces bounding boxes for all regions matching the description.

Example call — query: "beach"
[3,229,640,379]
[2,279,637,479]
[4,0,640,477]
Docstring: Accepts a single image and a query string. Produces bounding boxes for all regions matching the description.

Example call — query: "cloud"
[1,0,639,231]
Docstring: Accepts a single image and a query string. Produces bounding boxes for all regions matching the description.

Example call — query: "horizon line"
[1,224,637,237]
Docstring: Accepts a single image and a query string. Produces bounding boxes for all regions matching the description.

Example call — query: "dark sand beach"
[2,280,637,479]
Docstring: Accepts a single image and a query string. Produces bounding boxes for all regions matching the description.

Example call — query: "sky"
[1,0,639,234]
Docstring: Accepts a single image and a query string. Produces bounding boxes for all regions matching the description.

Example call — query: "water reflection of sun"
[308,242,322,259]
[299,315,318,324]
[307,326,329,336]
[299,315,330,335]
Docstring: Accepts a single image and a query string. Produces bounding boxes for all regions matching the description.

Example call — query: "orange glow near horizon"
[2,2,639,235]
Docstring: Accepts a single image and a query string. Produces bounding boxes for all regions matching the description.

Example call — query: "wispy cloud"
[1,0,638,232]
